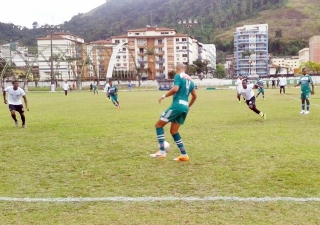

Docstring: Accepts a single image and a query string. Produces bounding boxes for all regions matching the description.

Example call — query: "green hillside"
[0,0,318,56]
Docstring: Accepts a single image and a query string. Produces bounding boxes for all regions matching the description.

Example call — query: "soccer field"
[0,88,320,224]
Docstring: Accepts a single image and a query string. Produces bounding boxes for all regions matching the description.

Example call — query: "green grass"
[0,88,320,224]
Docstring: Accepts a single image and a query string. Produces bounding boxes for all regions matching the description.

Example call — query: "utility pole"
[178,19,198,73]
[41,24,60,91]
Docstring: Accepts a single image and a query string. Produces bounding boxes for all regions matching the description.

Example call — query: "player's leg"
[16,105,26,127]
[150,110,171,158]
[262,88,265,99]
[300,94,306,114]
[283,86,286,95]
[8,105,19,127]
[280,86,282,94]
[305,94,310,114]
[237,91,241,101]
[256,88,260,99]
[170,116,190,161]
[247,97,266,119]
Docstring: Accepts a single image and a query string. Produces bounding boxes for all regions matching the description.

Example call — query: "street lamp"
[41,24,60,91]
[178,19,198,73]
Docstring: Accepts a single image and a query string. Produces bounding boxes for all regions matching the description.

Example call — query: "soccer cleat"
[304,111,310,115]
[22,125,27,129]
[300,110,305,114]
[15,121,18,127]
[174,155,190,162]
[150,150,166,158]
[262,114,267,120]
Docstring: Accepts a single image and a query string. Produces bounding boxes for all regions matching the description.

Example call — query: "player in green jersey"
[255,76,265,100]
[107,80,120,109]
[150,63,197,162]
[294,68,315,114]
[93,83,98,95]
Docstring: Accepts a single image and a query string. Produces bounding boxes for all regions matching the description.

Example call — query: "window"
[139,48,144,53]
[158,48,163,52]
[182,46,187,50]
[115,40,120,44]
[116,64,120,67]
[116,56,121,59]
[176,46,180,50]
[135,33,140,35]
[182,54,187,57]
[123,56,127,59]
[176,38,179,42]
[122,48,126,52]
[182,38,187,41]
[161,32,169,35]
[123,63,127,67]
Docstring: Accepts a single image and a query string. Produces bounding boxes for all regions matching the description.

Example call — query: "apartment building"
[110,26,211,79]
[37,32,86,81]
[298,48,309,64]
[309,36,320,63]
[234,24,268,77]
[87,40,114,80]
[272,56,299,73]
[202,44,216,69]
[0,42,30,67]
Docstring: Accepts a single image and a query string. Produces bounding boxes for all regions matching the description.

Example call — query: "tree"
[215,64,226,79]
[32,21,39,29]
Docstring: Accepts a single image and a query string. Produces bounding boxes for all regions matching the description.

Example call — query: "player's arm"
[158,86,179,103]
[311,83,315,95]
[189,89,197,108]
[22,95,29,111]
[294,81,301,87]
[3,90,7,104]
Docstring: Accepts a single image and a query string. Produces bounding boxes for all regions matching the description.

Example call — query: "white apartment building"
[234,24,268,77]
[299,48,309,64]
[110,26,212,79]
[37,32,85,81]
[202,44,216,69]
[0,42,30,67]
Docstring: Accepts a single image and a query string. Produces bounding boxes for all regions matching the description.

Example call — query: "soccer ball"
[159,141,170,152]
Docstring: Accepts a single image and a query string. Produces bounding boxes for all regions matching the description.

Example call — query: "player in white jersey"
[104,81,111,100]
[63,81,69,96]
[278,75,287,95]
[237,79,266,120]
[235,76,245,103]
[3,81,29,128]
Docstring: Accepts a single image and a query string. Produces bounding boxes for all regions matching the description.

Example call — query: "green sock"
[172,133,187,155]
[156,127,165,151]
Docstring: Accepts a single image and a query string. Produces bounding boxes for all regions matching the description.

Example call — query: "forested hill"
[1,0,319,57]
[64,0,286,43]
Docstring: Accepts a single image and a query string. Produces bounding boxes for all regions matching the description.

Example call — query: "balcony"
[138,60,148,64]
[154,51,165,55]
[137,51,146,55]
[156,67,166,71]
[155,59,165,63]
[154,42,164,47]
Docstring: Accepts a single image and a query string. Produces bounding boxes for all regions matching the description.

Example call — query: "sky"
[0,0,106,28]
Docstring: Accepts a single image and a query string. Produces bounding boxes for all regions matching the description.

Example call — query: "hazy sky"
[0,0,106,28]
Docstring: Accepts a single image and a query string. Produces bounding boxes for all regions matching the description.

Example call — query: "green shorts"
[111,95,118,101]
[160,107,188,125]
[258,87,264,93]
[301,92,310,100]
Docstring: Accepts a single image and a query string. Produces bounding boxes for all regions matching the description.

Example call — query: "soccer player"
[237,79,266,120]
[107,80,120,109]
[104,81,111,101]
[255,76,265,100]
[235,75,244,103]
[63,81,69,96]
[279,75,287,95]
[294,68,315,114]
[3,81,29,128]
[93,83,98,95]
[150,63,197,161]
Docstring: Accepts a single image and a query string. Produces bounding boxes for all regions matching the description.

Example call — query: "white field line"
[1,196,320,203]
[285,95,320,107]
